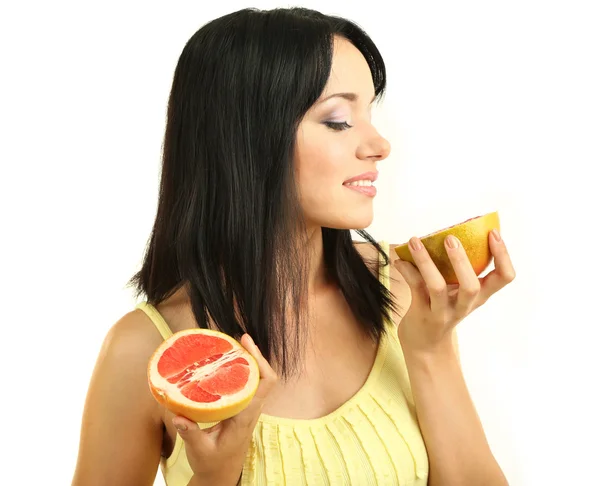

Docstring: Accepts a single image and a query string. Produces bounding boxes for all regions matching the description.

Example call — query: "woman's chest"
[261,297,380,420]
[241,387,429,485]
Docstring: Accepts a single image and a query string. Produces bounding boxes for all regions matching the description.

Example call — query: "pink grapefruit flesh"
[148,329,260,423]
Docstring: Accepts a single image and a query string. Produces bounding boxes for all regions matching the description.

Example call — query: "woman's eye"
[323,121,353,131]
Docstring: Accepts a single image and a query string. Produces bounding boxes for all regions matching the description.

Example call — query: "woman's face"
[295,36,391,231]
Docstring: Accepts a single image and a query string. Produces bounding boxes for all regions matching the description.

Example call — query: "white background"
[1,1,599,485]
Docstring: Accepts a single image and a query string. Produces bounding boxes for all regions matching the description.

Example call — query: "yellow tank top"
[136,242,429,485]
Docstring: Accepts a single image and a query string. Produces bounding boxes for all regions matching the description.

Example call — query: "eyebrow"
[318,92,378,105]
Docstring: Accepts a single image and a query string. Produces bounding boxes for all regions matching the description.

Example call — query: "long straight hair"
[129,7,398,379]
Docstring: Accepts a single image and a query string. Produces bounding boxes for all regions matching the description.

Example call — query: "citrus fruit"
[395,211,500,285]
[147,329,260,423]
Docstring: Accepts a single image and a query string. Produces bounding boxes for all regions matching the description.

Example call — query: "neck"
[304,226,330,294]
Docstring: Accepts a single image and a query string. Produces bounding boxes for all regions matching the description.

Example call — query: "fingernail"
[409,238,422,252]
[492,229,501,242]
[247,334,262,354]
[173,421,187,432]
[445,235,459,249]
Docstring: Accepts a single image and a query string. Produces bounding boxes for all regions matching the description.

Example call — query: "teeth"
[347,180,373,187]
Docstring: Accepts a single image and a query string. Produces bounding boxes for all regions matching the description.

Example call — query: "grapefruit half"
[147,329,260,423]
[395,211,500,285]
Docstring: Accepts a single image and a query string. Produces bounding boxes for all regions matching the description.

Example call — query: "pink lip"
[342,171,378,198]
[343,171,379,184]
[345,184,377,197]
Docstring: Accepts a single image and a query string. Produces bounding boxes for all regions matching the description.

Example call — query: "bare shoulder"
[353,240,379,267]
[353,241,411,324]
[72,309,167,486]
[101,308,166,364]
[89,309,167,395]
[353,240,394,270]
[353,241,460,356]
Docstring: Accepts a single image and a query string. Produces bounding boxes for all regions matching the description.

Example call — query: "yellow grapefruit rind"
[394,211,500,285]
[147,328,260,423]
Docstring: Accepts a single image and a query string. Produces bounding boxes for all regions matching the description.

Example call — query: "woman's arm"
[71,311,166,486]
[402,342,508,486]
[388,243,509,486]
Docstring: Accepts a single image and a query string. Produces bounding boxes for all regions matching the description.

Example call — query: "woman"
[72,7,515,486]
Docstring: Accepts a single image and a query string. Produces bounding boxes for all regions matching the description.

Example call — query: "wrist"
[187,475,208,486]
[188,472,241,486]
[400,336,457,363]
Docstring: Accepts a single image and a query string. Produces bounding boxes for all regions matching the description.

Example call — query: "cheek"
[296,136,348,191]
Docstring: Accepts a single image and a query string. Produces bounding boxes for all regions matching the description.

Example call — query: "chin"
[323,213,374,231]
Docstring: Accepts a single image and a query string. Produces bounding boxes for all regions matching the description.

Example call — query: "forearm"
[187,475,208,486]
[187,473,241,486]
[402,342,508,486]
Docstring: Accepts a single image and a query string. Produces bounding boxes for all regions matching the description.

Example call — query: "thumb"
[394,258,421,287]
[172,416,211,447]
[222,334,278,433]
[394,258,430,306]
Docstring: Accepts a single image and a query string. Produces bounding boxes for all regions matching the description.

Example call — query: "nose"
[357,129,392,162]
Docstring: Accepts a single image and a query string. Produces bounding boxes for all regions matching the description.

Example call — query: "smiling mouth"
[343,180,377,197]
[344,180,374,187]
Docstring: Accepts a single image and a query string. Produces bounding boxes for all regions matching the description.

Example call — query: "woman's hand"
[172,334,278,486]
[393,229,516,355]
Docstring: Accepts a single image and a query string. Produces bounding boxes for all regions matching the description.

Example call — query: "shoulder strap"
[378,240,400,335]
[378,240,391,290]
[136,302,174,340]
[136,243,392,341]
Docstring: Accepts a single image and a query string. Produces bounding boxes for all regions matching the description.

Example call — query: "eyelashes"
[323,121,353,131]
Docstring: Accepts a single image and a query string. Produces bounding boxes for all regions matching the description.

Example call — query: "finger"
[478,230,517,303]
[223,334,278,433]
[393,258,429,310]
[240,334,278,401]
[444,235,481,315]
[447,283,460,299]
[406,237,448,314]
[172,415,213,450]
